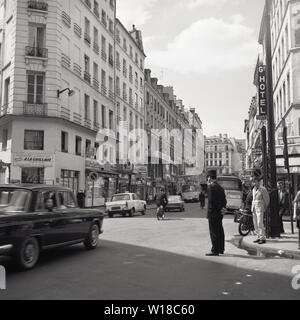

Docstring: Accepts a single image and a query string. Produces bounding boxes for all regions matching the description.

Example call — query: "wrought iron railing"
[28,0,48,11]
[23,102,47,116]
[25,46,48,58]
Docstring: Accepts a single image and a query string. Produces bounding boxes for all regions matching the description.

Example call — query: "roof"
[0,184,72,191]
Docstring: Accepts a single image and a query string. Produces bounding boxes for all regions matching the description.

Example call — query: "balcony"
[116,87,121,97]
[94,122,100,131]
[23,102,47,117]
[73,112,82,125]
[93,43,99,55]
[101,50,107,61]
[1,104,8,116]
[28,0,48,11]
[116,61,121,71]
[93,78,99,90]
[25,46,48,58]
[74,23,82,38]
[123,93,127,102]
[84,33,91,45]
[61,107,71,121]
[84,118,92,129]
[61,53,71,68]
[101,85,107,95]
[84,71,91,84]
[109,90,114,100]
[73,63,81,76]
[129,97,133,106]
[62,11,71,28]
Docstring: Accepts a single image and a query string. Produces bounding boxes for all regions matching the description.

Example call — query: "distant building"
[205,134,244,177]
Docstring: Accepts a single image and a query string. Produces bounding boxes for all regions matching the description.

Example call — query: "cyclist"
[156,188,168,219]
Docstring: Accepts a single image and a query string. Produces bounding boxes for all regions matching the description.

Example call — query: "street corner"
[240,234,300,260]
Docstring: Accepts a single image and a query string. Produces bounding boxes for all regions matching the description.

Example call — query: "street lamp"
[57,88,75,98]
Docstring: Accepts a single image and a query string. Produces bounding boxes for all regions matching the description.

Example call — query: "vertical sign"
[258,65,267,117]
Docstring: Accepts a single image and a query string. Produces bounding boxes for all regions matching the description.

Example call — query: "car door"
[133,194,142,211]
[34,190,66,246]
[55,190,88,242]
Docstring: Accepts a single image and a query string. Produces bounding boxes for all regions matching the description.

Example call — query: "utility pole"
[264,0,281,237]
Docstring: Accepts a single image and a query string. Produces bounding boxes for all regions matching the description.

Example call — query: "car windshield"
[182,185,196,193]
[168,196,181,202]
[217,178,242,191]
[112,194,131,201]
[0,189,31,213]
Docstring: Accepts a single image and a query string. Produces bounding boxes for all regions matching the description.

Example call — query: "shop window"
[22,167,44,184]
[24,130,44,150]
[2,129,8,151]
[61,170,79,194]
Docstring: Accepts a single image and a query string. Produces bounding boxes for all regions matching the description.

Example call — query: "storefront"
[85,159,118,207]
[13,153,53,184]
[61,169,80,194]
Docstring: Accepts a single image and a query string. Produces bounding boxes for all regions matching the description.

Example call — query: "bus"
[181,184,200,203]
[216,176,243,212]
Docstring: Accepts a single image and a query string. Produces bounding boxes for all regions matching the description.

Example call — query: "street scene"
[0,0,300,302]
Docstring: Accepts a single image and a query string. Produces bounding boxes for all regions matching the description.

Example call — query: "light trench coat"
[251,186,270,213]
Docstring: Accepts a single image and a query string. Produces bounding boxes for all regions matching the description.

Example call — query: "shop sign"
[258,65,267,117]
[14,154,53,168]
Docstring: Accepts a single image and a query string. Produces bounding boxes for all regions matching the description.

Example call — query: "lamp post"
[57,88,75,98]
[263,0,281,237]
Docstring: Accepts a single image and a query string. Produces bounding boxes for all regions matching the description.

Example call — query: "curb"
[239,237,300,260]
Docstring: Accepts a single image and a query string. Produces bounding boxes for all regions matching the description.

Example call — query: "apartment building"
[259,0,300,194]
[144,69,205,198]
[0,0,117,206]
[205,134,243,177]
[115,19,146,197]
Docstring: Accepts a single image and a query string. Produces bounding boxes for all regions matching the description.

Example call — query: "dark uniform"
[207,181,227,255]
[278,189,289,234]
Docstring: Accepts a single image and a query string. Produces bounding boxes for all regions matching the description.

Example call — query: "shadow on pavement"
[1,239,299,300]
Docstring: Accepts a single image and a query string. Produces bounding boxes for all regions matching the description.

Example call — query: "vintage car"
[165,195,185,212]
[0,185,104,270]
[105,193,147,218]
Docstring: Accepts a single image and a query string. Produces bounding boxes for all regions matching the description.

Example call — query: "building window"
[86,139,91,155]
[102,105,106,128]
[61,131,68,153]
[24,130,44,150]
[22,168,44,184]
[75,136,82,156]
[84,94,90,120]
[109,110,113,130]
[2,129,8,151]
[93,100,98,124]
[28,24,46,57]
[27,73,44,104]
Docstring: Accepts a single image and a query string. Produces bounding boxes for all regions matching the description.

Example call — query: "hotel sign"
[258,65,267,117]
[14,154,53,167]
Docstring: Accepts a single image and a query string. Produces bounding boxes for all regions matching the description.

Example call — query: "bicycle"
[157,205,165,221]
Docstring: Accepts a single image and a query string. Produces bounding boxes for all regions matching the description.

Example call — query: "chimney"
[144,69,151,82]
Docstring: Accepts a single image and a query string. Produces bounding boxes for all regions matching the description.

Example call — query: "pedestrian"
[199,188,206,209]
[277,181,289,234]
[251,176,270,245]
[206,170,227,257]
[293,191,300,230]
[77,189,86,208]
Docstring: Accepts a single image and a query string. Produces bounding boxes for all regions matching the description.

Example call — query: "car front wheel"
[14,237,40,271]
[84,223,100,250]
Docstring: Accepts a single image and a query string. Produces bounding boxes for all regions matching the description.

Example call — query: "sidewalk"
[240,222,300,259]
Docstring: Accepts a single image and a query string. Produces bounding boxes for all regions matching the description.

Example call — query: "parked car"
[165,195,185,212]
[0,185,104,270]
[105,193,147,218]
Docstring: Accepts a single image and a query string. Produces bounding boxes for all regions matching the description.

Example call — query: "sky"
[117,0,265,139]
